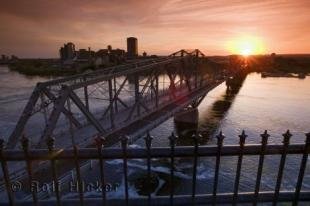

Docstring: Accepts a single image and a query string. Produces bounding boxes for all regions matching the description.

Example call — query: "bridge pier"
[174,108,198,138]
[226,70,247,92]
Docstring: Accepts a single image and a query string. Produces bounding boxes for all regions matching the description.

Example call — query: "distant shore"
[9,64,92,77]
[8,59,100,77]
[6,54,310,78]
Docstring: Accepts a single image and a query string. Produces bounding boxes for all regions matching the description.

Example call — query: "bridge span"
[7,49,231,149]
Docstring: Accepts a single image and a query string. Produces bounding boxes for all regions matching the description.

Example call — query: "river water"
[0,65,309,199]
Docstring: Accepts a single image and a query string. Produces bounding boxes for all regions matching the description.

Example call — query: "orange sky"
[0,0,310,57]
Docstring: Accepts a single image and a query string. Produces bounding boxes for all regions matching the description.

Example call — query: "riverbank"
[7,54,310,78]
[8,59,97,77]
[247,54,310,74]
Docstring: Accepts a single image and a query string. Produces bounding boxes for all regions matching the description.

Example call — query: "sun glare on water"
[227,35,265,56]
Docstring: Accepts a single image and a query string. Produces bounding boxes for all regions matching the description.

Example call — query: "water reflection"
[175,73,247,146]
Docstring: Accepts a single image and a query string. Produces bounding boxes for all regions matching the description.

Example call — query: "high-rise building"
[59,42,76,61]
[107,45,112,52]
[127,37,138,59]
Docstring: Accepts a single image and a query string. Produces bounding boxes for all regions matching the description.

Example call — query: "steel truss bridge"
[7,49,229,149]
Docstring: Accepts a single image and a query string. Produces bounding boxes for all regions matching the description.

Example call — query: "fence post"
[73,145,84,206]
[233,130,247,206]
[121,135,129,206]
[254,130,269,206]
[95,136,106,206]
[273,130,292,206]
[293,132,310,206]
[0,139,15,206]
[212,131,225,206]
[192,133,200,205]
[46,136,61,206]
[169,132,178,206]
[144,132,153,206]
[21,135,38,206]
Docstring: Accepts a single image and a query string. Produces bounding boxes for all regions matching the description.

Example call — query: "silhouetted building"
[11,55,18,60]
[95,49,109,67]
[0,54,10,64]
[110,48,126,64]
[127,37,138,59]
[107,45,112,52]
[60,42,76,61]
[143,51,147,57]
[96,49,109,56]
[94,47,126,67]
[76,47,95,62]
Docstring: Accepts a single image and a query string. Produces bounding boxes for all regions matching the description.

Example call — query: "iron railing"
[0,130,309,205]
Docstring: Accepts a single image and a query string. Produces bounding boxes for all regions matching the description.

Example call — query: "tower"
[127,37,138,59]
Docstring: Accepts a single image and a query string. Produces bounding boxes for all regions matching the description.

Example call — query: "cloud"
[0,0,309,57]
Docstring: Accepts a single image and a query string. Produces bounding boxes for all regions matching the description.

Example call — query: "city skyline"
[1,0,310,58]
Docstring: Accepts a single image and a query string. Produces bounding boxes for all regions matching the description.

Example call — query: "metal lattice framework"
[7,49,228,149]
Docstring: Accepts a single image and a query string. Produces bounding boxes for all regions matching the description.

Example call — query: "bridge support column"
[174,108,198,137]
[226,70,247,92]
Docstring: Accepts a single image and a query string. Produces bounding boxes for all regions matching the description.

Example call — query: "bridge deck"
[52,78,225,148]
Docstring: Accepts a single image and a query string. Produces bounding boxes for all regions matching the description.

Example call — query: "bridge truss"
[7,49,227,149]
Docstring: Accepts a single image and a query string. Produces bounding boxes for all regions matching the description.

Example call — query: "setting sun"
[227,35,265,56]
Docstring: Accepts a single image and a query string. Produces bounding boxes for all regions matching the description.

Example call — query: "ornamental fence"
[0,130,309,206]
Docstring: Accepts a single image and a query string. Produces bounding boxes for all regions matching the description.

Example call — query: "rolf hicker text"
[10,180,119,193]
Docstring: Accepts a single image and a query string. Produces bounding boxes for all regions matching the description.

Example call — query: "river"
[0,65,309,199]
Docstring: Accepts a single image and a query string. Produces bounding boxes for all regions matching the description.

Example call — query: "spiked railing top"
[192,133,201,147]
[46,136,55,151]
[216,131,225,146]
[282,130,292,145]
[120,135,129,150]
[144,132,153,149]
[239,130,247,145]
[260,130,270,145]
[169,132,178,147]
[21,135,30,151]
[306,132,310,144]
[94,135,105,149]
[0,138,4,151]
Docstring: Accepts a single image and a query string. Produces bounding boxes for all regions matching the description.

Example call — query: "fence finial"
[169,132,178,147]
[95,135,105,148]
[21,134,29,151]
[282,130,292,145]
[0,138,4,151]
[260,130,270,145]
[144,132,153,149]
[216,131,225,146]
[239,130,247,145]
[120,135,129,149]
[192,133,200,146]
[305,132,310,144]
[46,136,55,151]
